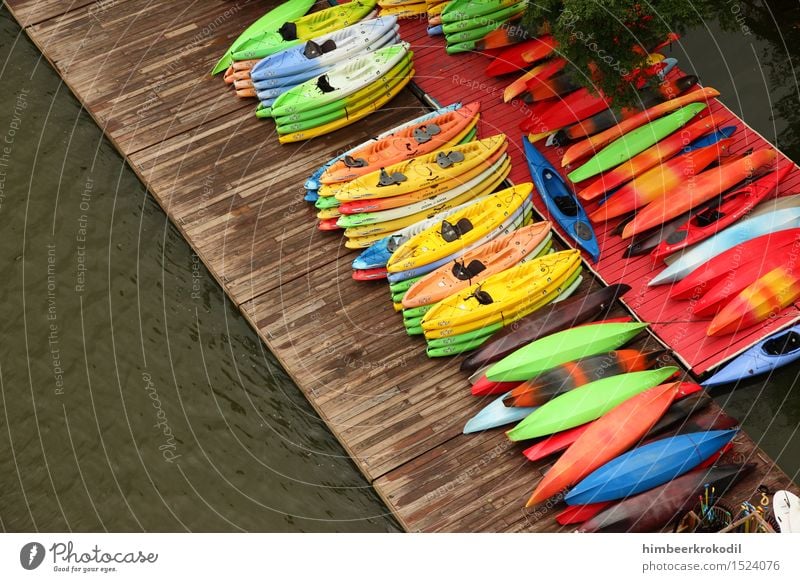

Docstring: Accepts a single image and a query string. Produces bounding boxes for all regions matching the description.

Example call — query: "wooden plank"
[4,0,97,27]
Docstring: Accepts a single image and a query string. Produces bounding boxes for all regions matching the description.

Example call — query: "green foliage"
[522,0,735,107]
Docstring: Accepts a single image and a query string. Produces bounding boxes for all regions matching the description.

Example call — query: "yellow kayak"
[421,249,582,338]
[386,183,533,273]
[326,134,507,200]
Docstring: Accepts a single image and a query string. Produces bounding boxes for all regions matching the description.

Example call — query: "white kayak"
[774,490,800,533]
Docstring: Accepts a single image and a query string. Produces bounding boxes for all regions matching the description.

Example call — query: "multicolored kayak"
[525,382,681,506]
[211,0,316,75]
[523,138,599,262]
[485,35,557,77]
[463,391,537,434]
[622,149,779,239]
[650,166,790,261]
[486,321,650,382]
[503,59,566,103]
[566,429,738,505]
[567,103,707,183]
[506,367,678,441]
[577,463,753,532]
[503,349,665,407]
[461,284,631,373]
[402,222,552,308]
[703,324,800,386]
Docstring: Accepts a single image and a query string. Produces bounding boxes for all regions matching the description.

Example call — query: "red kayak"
[650,166,791,262]
[525,382,681,507]
[471,378,522,397]
[526,70,582,102]
[520,88,610,133]
[578,113,719,201]
[485,35,557,77]
[352,268,388,281]
[318,218,341,231]
[473,18,551,51]
[670,228,800,301]
[622,149,778,239]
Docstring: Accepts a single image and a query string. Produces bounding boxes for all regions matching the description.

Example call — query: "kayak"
[525,382,681,506]
[485,35,557,77]
[470,17,550,51]
[578,463,753,532]
[561,87,719,168]
[387,183,530,272]
[521,88,613,135]
[486,321,650,382]
[503,349,665,407]
[503,59,566,103]
[578,114,720,201]
[774,491,800,533]
[566,429,738,505]
[567,103,707,183]
[444,10,526,47]
[461,284,631,373]
[230,1,377,64]
[506,367,679,441]
[250,17,399,81]
[707,264,800,336]
[328,135,507,201]
[703,324,800,387]
[648,208,800,286]
[523,138,600,261]
[463,391,536,434]
[622,149,779,239]
[669,228,800,301]
[589,140,731,221]
[321,102,480,184]
[402,222,552,308]
[650,166,790,261]
[523,388,708,462]
[525,70,581,102]
[442,1,525,32]
[442,0,521,22]
[211,0,315,75]
[421,250,581,337]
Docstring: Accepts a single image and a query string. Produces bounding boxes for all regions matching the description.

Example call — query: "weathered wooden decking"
[7,0,795,532]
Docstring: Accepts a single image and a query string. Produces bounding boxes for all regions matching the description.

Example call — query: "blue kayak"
[565,429,738,505]
[523,138,600,262]
[703,324,800,387]
[463,392,536,434]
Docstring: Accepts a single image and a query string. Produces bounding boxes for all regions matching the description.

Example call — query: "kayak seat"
[303,39,337,59]
[467,286,494,305]
[552,193,579,218]
[377,168,407,186]
[413,123,442,144]
[441,217,474,242]
[452,259,486,281]
[278,21,298,41]
[763,331,800,356]
[343,155,368,168]
[316,74,337,93]
[436,150,465,168]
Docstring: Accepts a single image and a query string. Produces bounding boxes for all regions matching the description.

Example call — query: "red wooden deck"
[399,16,800,375]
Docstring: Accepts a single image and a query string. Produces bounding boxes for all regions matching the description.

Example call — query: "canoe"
[523,138,599,261]
[561,87,719,168]
[567,103,706,184]
[707,264,800,336]
[650,166,790,261]
[622,149,779,239]
[578,114,720,202]
[421,250,581,337]
[230,1,377,64]
[589,140,731,222]
[566,429,738,505]
[486,321,649,383]
[702,324,800,387]
[506,367,679,441]
[463,391,536,434]
[774,491,800,533]
[327,135,507,201]
[669,228,800,301]
[525,382,681,506]
[211,0,315,75]
[485,35,557,77]
[402,222,552,308]
[321,102,480,184]
[461,284,631,373]
[648,208,800,286]
[503,349,666,407]
[577,463,754,532]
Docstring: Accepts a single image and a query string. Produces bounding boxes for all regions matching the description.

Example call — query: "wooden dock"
[7,0,796,532]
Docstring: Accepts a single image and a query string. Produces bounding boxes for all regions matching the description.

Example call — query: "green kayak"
[442,0,523,24]
[389,275,423,295]
[506,367,679,441]
[445,18,520,45]
[442,4,527,35]
[426,334,495,358]
[211,0,315,75]
[568,103,706,183]
[486,321,650,382]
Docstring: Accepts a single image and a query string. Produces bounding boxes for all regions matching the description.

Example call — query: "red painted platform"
[399,17,800,375]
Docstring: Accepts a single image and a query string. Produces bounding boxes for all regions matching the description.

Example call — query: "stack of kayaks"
[269,42,414,142]
[425,0,450,35]
[441,0,528,54]
[240,17,401,107]
[377,0,427,18]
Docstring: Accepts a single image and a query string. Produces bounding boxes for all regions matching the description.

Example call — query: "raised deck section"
[7,0,795,532]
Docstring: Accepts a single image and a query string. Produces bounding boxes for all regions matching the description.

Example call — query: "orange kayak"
[401,221,552,309]
[622,149,778,239]
[561,87,720,168]
[321,102,481,184]
[503,59,563,103]
[526,382,680,507]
